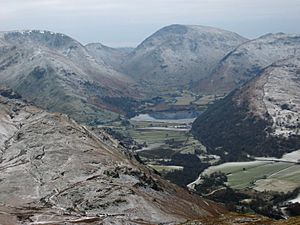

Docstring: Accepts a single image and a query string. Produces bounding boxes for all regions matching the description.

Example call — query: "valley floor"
[190,151,300,196]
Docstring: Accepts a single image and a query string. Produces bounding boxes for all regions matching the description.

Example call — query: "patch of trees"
[163,153,209,187]
[101,96,140,117]
[164,138,184,148]
[141,96,165,105]
[0,87,21,99]
[138,148,176,159]
[104,127,145,150]
[192,90,300,160]
[195,171,227,194]
[194,173,300,220]
[286,203,300,216]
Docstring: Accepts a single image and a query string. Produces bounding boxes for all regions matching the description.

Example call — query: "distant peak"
[258,32,300,40]
[2,29,79,49]
[6,29,67,37]
[86,42,109,49]
[157,24,189,34]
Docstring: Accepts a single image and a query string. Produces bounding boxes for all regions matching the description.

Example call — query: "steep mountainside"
[121,24,247,92]
[0,30,139,124]
[195,33,300,94]
[192,57,300,160]
[86,43,133,71]
[0,89,225,225]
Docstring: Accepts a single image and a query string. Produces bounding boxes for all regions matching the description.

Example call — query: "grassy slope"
[202,161,300,192]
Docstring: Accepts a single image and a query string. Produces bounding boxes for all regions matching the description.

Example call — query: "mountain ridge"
[120,24,248,93]
[0,30,141,124]
[0,89,226,224]
[194,32,300,94]
[192,57,300,160]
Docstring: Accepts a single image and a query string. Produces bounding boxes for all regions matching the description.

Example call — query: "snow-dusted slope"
[195,33,300,94]
[192,57,300,160]
[121,24,247,92]
[239,57,300,138]
[0,91,225,224]
[86,42,133,71]
[0,30,138,124]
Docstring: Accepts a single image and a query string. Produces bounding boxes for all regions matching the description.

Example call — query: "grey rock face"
[121,24,247,92]
[0,92,224,224]
[4,30,76,49]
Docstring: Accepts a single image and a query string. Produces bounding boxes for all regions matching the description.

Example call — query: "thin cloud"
[0,0,299,47]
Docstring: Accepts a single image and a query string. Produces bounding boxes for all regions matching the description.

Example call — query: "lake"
[131,111,199,124]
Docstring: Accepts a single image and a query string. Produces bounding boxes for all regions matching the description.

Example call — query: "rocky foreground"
[0,91,299,224]
[0,88,225,225]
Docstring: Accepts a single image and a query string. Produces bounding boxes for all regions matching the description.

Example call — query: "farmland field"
[113,115,213,185]
[126,121,206,163]
[194,160,300,192]
[174,92,195,105]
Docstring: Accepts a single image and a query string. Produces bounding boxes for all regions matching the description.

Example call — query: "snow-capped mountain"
[194,33,300,94]
[120,24,248,92]
[86,42,133,71]
[0,30,139,124]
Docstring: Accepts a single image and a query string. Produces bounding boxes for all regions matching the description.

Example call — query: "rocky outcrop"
[0,91,225,224]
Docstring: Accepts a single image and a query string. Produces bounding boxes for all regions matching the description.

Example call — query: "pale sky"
[0,0,300,47]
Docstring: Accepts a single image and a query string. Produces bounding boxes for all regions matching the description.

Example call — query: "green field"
[148,165,184,173]
[202,161,300,192]
[174,92,196,105]
[115,119,208,168]
[254,164,300,192]
[128,122,205,153]
[129,129,188,145]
